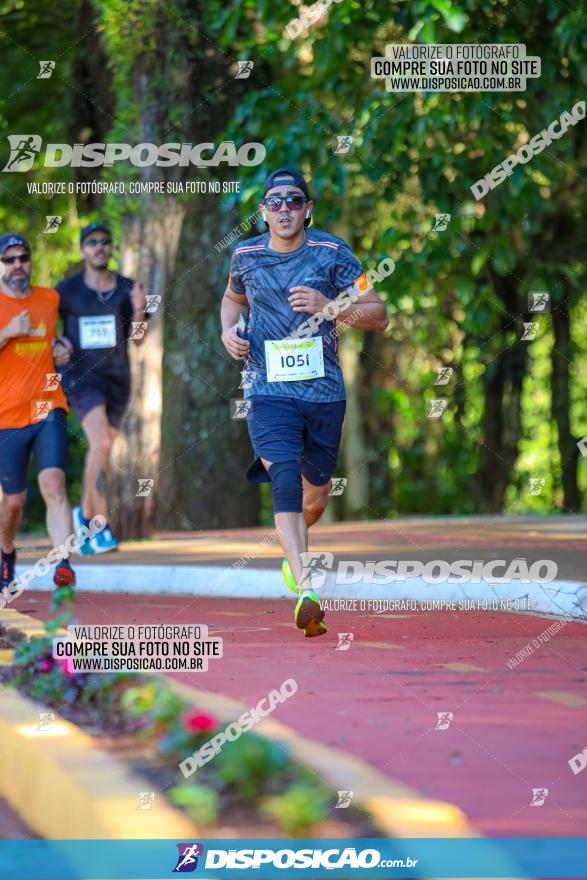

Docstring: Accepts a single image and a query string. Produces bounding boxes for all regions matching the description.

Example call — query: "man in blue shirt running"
[221,168,387,637]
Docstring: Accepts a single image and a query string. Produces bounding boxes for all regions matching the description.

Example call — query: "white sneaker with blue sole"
[90,524,119,554]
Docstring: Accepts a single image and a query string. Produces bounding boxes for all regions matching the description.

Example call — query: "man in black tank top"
[55,222,147,554]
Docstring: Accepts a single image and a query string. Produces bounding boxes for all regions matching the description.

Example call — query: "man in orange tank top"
[0,233,78,599]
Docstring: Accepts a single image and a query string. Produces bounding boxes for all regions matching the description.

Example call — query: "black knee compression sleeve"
[268,460,303,513]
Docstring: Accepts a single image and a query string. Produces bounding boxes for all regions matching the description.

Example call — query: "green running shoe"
[295,589,327,638]
[282,558,300,594]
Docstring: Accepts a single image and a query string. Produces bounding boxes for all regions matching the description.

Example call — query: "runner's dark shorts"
[0,407,68,495]
[66,382,129,429]
[245,395,346,486]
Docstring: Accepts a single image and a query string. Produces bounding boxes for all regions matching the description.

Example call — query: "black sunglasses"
[1,254,30,265]
[84,237,112,247]
[263,194,307,212]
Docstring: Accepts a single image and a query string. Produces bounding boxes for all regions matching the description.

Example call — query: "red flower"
[58,658,73,676]
[182,710,217,733]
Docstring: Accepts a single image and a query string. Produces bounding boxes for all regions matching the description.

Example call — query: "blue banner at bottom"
[0,837,585,879]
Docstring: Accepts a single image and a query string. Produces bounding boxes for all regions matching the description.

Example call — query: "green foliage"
[215,734,289,803]
[8,628,333,832]
[261,783,330,834]
[1,0,585,521]
[168,784,219,826]
[11,631,139,723]
[121,681,185,725]
[210,0,586,514]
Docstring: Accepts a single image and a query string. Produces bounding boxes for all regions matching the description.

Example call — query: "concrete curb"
[0,612,197,840]
[0,689,197,840]
[12,563,587,620]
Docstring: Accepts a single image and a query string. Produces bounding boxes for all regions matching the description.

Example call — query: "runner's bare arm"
[130,281,147,346]
[336,286,388,331]
[288,284,388,332]
[221,286,250,361]
[53,335,73,366]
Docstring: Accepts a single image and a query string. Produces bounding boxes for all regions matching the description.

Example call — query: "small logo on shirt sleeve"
[354,272,369,292]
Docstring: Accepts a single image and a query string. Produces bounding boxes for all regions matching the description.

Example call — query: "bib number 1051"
[281,353,310,368]
[265,337,324,382]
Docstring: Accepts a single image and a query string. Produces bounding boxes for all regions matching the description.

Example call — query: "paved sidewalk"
[15,514,587,580]
[22,591,587,838]
[12,515,587,837]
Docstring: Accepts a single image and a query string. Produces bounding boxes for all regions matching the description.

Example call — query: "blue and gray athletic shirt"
[228,229,366,402]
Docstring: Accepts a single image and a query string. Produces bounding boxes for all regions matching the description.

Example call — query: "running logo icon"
[145,294,162,313]
[435,711,453,730]
[173,843,204,872]
[522,322,539,341]
[528,292,550,312]
[45,216,63,233]
[37,61,55,79]
[435,367,453,386]
[32,400,53,422]
[136,479,154,497]
[231,399,252,419]
[329,477,347,496]
[130,321,148,340]
[137,792,155,810]
[44,373,61,391]
[432,213,451,232]
[299,551,333,589]
[530,787,549,806]
[3,135,42,171]
[528,478,545,496]
[239,369,257,390]
[333,135,354,155]
[37,712,55,732]
[428,399,448,418]
[336,632,354,651]
[236,61,254,79]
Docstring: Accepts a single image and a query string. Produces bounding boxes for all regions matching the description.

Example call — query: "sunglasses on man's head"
[84,237,111,247]
[263,194,307,212]
[1,254,30,265]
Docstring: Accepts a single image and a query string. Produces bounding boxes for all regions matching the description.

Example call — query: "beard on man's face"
[6,268,31,290]
[89,251,109,269]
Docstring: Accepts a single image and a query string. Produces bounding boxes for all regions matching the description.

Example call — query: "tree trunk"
[157,198,260,530]
[475,345,527,512]
[332,213,370,520]
[69,0,115,211]
[360,331,395,517]
[109,199,185,538]
[475,272,527,512]
[339,333,369,518]
[551,276,580,511]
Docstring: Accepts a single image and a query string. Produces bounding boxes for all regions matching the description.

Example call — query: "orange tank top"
[0,285,68,428]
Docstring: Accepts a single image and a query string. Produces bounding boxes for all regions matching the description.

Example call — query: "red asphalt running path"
[23,591,587,837]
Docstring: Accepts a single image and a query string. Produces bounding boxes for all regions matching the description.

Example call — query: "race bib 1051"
[265,337,324,382]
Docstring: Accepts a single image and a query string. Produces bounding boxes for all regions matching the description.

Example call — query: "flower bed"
[0,621,377,838]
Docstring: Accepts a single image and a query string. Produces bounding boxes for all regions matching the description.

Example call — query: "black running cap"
[263,168,310,199]
[80,222,111,245]
[0,233,30,256]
